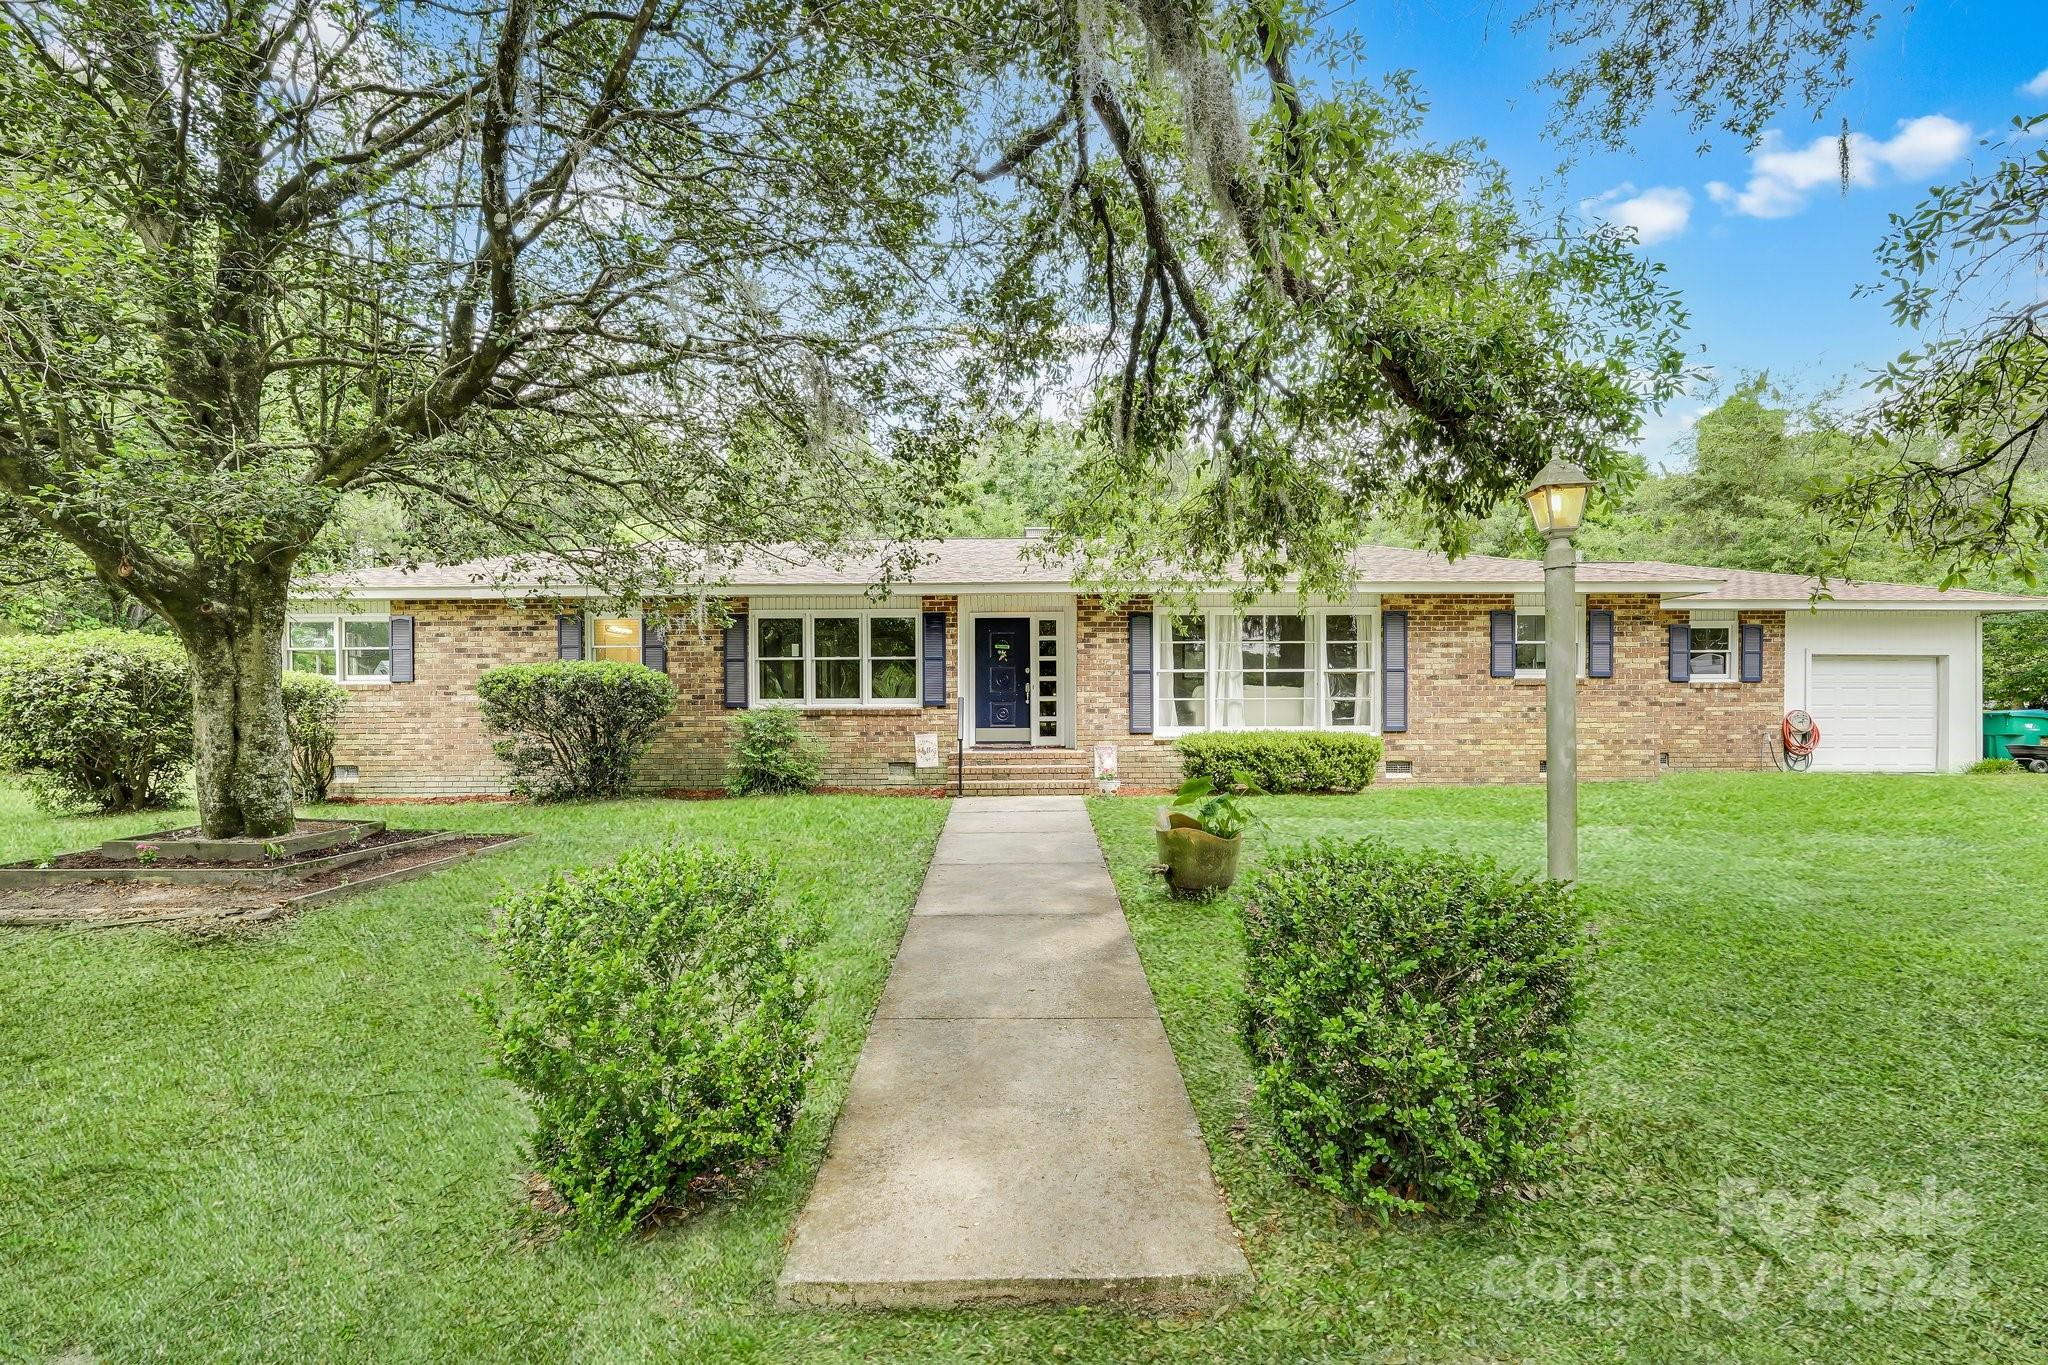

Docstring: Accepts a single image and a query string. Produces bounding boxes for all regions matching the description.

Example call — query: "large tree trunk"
[162,564,298,840]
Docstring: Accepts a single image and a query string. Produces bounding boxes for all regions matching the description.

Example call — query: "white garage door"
[1808,655,1941,772]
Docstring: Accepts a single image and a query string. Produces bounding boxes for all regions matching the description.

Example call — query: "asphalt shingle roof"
[302,539,2048,610]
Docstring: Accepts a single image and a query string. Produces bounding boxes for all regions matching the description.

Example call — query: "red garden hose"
[1782,709,1821,771]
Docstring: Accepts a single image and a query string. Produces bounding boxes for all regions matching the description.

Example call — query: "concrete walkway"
[778,796,1248,1308]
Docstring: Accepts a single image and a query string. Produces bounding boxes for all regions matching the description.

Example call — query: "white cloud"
[2022,68,2048,99]
[1581,183,1694,244]
[1707,115,1973,219]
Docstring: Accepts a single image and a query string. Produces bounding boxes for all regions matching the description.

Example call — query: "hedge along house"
[292,538,2046,797]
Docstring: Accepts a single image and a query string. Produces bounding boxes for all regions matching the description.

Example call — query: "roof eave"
[1665,595,2048,612]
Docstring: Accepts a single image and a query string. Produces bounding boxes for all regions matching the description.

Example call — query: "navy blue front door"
[976,618,1029,732]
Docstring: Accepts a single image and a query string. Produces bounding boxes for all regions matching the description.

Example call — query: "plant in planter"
[1156,774,1258,896]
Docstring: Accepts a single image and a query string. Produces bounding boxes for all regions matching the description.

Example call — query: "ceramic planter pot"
[1155,806,1243,896]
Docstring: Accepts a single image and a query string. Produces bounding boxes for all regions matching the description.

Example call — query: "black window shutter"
[1128,610,1154,734]
[1668,623,1691,682]
[921,611,946,707]
[723,615,748,708]
[1382,610,1408,732]
[1490,609,1516,677]
[641,623,668,674]
[556,614,583,661]
[1587,609,1614,679]
[1740,622,1764,683]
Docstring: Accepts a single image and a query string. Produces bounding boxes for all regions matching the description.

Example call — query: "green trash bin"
[1983,710,2048,760]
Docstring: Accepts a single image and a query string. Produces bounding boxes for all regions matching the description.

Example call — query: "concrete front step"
[959,781,1096,796]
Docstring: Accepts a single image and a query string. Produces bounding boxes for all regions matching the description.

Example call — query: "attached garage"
[1806,654,1941,772]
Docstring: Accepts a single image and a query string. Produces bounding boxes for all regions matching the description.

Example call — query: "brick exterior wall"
[1075,594,1182,790]
[331,590,1783,797]
[637,595,961,792]
[1377,593,1784,784]
[331,598,552,797]
[334,596,960,797]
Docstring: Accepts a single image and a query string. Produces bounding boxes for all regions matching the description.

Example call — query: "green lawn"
[2,774,2045,1361]
[1091,773,2048,1362]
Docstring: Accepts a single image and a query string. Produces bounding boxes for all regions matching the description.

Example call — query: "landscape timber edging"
[0,829,455,890]
[97,819,386,864]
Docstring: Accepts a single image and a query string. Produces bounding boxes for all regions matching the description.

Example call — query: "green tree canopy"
[0,0,993,834]
[0,0,1709,836]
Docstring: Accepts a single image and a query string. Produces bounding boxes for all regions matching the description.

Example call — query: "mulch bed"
[24,826,419,871]
[0,834,518,930]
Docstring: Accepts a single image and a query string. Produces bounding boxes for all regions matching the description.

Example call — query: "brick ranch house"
[290,539,2044,797]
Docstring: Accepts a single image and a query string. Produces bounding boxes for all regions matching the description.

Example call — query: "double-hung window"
[1158,608,1379,734]
[1321,613,1375,727]
[1164,614,1208,727]
[868,616,918,701]
[286,614,391,682]
[1514,613,1547,675]
[1688,612,1734,681]
[588,616,642,663]
[1237,613,1310,727]
[812,616,861,702]
[754,611,919,707]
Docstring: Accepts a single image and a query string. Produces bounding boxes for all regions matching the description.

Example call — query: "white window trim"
[750,609,921,710]
[1687,611,1737,683]
[1160,611,1213,734]
[1511,607,1591,681]
[1154,607,1380,738]
[582,609,645,666]
[284,612,393,685]
[1512,609,1548,681]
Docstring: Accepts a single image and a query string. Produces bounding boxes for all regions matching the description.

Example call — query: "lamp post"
[1524,460,1594,884]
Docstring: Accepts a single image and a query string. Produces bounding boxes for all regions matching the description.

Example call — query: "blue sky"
[1325,0,2047,465]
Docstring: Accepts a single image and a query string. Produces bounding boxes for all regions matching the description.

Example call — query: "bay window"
[755,611,920,707]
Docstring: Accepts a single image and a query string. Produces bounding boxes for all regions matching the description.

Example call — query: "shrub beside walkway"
[778,796,1248,1308]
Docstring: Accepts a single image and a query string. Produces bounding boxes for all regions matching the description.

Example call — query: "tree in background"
[1527,0,1880,150]
[1576,380,2048,708]
[1527,0,2046,583]
[0,0,987,836]
[2,0,1711,839]
[935,422,1081,537]
[966,5,1690,595]
[1823,114,2048,586]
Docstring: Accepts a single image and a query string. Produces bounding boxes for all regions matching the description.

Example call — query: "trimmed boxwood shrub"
[1176,730,1383,793]
[726,708,824,796]
[477,844,820,1232]
[0,630,192,813]
[281,670,348,801]
[475,660,674,800]
[1241,838,1586,1217]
